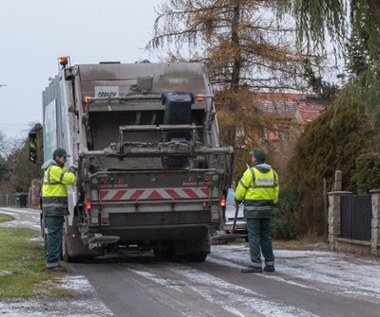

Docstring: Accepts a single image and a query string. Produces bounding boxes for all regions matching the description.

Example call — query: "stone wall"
[328,189,380,257]
[371,189,380,256]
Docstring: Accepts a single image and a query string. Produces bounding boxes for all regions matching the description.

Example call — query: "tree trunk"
[227,3,243,147]
[230,4,241,93]
[368,0,380,31]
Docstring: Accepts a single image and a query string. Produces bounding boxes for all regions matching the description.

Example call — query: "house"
[247,92,326,164]
[253,92,325,122]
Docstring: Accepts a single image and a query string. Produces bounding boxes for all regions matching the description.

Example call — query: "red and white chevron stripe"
[99,187,210,201]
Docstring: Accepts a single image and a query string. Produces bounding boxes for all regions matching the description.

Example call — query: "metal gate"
[340,195,371,241]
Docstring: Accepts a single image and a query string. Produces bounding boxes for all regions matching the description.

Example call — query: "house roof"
[296,107,322,123]
[251,92,325,123]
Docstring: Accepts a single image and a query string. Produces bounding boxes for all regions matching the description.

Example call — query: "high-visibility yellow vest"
[235,166,279,203]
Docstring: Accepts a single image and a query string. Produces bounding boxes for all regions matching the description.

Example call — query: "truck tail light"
[195,95,204,102]
[85,200,92,212]
[220,196,226,207]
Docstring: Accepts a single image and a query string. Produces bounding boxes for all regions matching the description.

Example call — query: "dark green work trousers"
[45,216,64,268]
[247,218,275,268]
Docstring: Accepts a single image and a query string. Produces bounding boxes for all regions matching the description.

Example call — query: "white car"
[223,188,248,240]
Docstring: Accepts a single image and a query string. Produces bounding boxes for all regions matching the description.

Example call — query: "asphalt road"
[2,207,380,317]
[71,248,380,317]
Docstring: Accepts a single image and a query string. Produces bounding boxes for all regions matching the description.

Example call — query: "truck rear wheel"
[62,234,75,263]
[183,253,207,262]
[40,212,47,250]
[62,234,102,263]
[153,243,175,260]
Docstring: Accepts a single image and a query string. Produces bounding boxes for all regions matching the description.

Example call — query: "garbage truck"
[30,56,234,262]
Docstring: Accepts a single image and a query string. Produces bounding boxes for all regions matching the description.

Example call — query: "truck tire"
[153,243,175,260]
[183,253,207,263]
[62,234,75,263]
[62,233,100,263]
[40,212,47,250]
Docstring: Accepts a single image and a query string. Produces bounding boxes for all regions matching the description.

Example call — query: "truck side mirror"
[28,132,38,163]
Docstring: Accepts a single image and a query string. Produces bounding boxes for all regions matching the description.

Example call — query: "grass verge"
[0,225,72,299]
[0,213,14,222]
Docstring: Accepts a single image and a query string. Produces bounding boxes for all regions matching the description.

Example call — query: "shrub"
[271,186,299,239]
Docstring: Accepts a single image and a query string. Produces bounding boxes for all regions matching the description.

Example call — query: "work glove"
[68,165,78,175]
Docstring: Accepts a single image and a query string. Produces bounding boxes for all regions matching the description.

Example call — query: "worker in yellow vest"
[41,148,77,271]
[235,149,279,273]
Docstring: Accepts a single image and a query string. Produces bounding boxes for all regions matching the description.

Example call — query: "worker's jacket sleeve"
[235,168,252,202]
[272,171,279,204]
[49,165,76,187]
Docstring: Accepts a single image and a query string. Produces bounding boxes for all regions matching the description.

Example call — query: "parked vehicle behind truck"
[30,57,234,262]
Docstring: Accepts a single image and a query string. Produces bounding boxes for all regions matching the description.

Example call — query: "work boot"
[264,265,275,272]
[47,265,66,272]
[241,265,263,273]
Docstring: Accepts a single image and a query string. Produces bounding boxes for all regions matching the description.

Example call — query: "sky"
[0,0,163,139]
[0,1,344,142]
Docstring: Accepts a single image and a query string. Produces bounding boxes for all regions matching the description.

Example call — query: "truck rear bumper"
[90,223,210,243]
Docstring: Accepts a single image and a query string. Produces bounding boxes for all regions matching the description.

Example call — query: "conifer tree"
[148,0,318,178]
